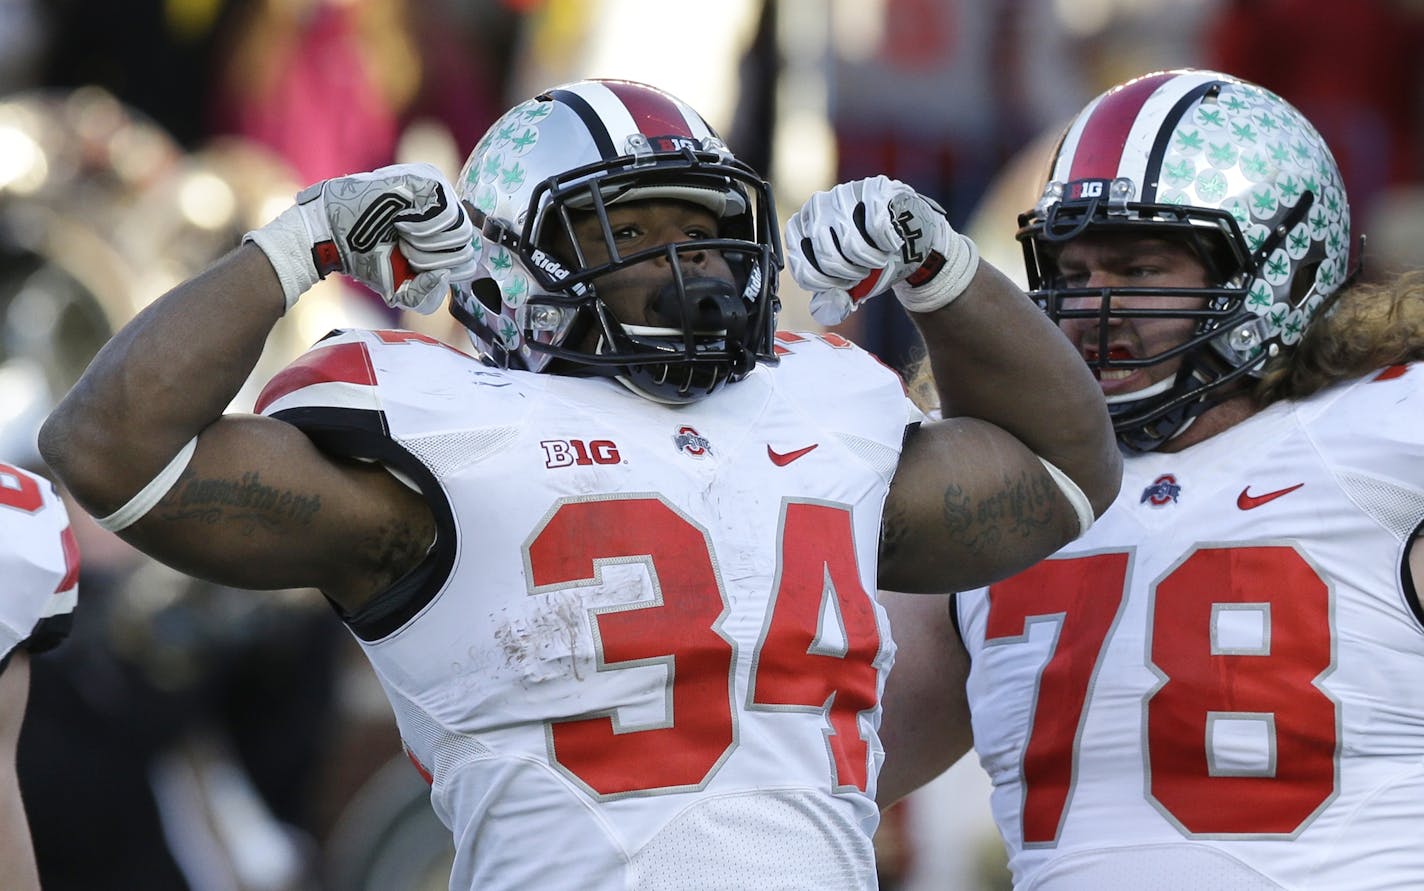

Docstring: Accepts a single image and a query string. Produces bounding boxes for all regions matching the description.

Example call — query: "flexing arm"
[787,176,1119,593]
[882,258,1118,591]
[0,654,40,891]
[40,165,475,610]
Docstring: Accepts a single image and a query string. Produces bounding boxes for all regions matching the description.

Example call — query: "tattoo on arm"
[353,516,435,592]
[941,470,1057,555]
[157,469,322,534]
[880,497,911,563]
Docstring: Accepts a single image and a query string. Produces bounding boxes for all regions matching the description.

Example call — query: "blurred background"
[3,1,1422,888]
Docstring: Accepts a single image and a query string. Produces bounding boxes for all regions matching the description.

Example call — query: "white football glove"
[785,175,979,326]
[244,162,478,315]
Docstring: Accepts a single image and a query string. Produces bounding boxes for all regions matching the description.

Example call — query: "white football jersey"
[257,329,922,890]
[957,364,1424,890]
[0,462,79,663]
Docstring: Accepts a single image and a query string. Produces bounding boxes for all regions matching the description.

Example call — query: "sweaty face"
[1052,233,1211,398]
[565,199,734,335]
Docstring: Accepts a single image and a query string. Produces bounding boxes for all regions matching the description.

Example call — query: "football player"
[40,79,1117,889]
[0,462,78,891]
[879,69,1424,890]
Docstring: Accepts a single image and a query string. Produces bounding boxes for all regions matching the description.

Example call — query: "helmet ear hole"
[1289,261,1321,305]
[472,278,502,314]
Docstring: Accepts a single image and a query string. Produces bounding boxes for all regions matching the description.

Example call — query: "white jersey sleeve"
[0,462,79,664]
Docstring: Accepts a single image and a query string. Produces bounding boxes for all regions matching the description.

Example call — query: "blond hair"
[1255,268,1424,405]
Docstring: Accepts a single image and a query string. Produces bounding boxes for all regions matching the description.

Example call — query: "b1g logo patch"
[1068,179,1109,200]
[673,425,712,458]
[647,134,701,153]
[542,439,621,468]
[1141,473,1182,507]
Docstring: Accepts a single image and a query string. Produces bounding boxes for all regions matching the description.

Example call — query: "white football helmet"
[451,79,782,403]
[1018,69,1353,451]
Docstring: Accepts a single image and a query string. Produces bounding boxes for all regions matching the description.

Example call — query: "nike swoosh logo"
[1237,483,1304,510]
[767,444,818,466]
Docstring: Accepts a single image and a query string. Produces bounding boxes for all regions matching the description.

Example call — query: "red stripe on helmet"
[604,80,695,138]
[255,341,376,413]
[1067,72,1178,182]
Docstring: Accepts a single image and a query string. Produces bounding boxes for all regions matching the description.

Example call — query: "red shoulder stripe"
[255,341,376,414]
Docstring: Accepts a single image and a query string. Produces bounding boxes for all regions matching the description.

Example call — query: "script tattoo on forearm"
[159,469,321,534]
[942,471,1057,555]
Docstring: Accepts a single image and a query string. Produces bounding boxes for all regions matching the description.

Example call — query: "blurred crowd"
[3,1,1423,889]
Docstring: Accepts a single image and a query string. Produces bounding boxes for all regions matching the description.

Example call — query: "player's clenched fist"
[784,175,979,325]
[245,162,478,315]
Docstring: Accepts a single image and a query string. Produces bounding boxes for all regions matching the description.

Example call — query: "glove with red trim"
[245,162,478,315]
[785,175,979,326]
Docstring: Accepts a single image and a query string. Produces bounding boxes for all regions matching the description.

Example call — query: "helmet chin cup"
[1102,375,1175,406]
[605,278,757,404]
[651,277,748,343]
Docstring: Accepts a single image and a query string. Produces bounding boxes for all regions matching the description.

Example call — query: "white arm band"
[95,437,198,532]
[242,196,326,313]
[1037,455,1096,539]
[894,232,980,314]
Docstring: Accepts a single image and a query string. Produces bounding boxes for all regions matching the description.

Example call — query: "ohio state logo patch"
[1140,474,1182,507]
[673,425,712,458]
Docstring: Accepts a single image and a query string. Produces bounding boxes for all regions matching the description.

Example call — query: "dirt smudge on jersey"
[492,590,589,684]
[489,565,658,687]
